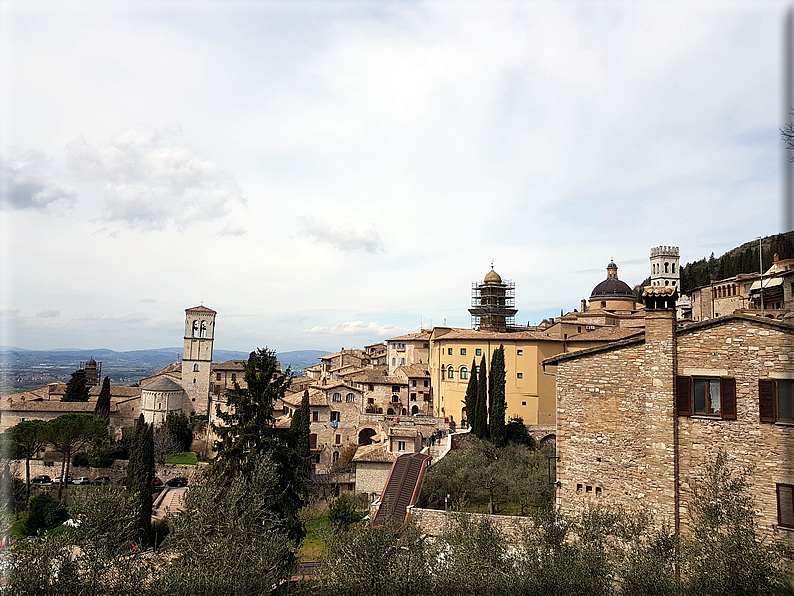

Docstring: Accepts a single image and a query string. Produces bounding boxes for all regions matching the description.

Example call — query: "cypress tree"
[488,345,507,446]
[63,369,90,402]
[475,354,488,439]
[463,358,478,431]
[127,414,153,546]
[94,376,111,423]
[290,389,311,471]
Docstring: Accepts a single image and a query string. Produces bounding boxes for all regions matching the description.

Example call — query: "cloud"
[36,310,60,318]
[137,298,156,303]
[304,320,407,337]
[297,216,385,253]
[0,150,76,211]
[217,221,246,237]
[66,127,244,230]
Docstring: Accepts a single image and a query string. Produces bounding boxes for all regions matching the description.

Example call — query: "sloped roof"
[142,376,184,392]
[387,330,432,342]
[212,360,246,371]
[395,364,430,378]
[186,305,216,314]
[352,441,399,463]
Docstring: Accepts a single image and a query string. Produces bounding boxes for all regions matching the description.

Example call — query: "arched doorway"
[401,408,407,415]
[358,428,377,445]
[387,408,395,415]
[539,434,556,450]
[411,405,419,415]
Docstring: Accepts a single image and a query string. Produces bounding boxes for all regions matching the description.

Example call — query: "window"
[423,343,429,348]
[332,393,342,402]
[759,379,794,423]
[231,373,236,382]
[333,450,340,462]
[460,366,468,380]
[335,435,341,445]
[447,365,454,379]
[410,393,417,401]
[424,380,428,387]
[312,411,319,422]
[200,321,207,337]
[346,393,355,402]
[393,342,406,350]
[423,394,430,402]
[369,384,374,391]
[400,358,405,366]
[368,398,374,404]
[398,441,406,451]
[193,364,199,372]
[460,348,466,355]
[309,434,318,449]
[412,380,416,387]
[330,411,340,422]
[192,320,199,337]
[517,373,523,379]
[392,358,396,366]
[193,379,196,384]
[391,395,399,403]
[778,483,794,528]
[216,373,221,381]
[577,327,581,333]
[517,350,523,356]
[392,386,401,393]
[522,401,526,406]
[476,349,482,356]
[676,376,735,419]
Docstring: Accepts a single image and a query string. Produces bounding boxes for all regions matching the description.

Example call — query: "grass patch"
[166,452,197,465]
[299,514,330,561]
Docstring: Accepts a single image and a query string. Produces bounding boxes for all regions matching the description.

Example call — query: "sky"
[0,0,790,353]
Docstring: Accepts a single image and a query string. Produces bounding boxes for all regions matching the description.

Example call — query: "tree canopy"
[62,368,90,402]
[93,376,111,423]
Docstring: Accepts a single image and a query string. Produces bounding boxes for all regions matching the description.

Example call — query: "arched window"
[387,408,395,415]
[332,393,342,402]
[192,378,196,384]
[665,262,669,273]
[200,321,207,338]
[332,451,340,463]
[447,365,454,379]
[193,364,199,372]
[672,263,676,273]
[460,366,469,380]
[192,320,199,337]
[346,393,355,402]
[391,395,399,403]
[401,408,407,415]
[411,405,419,415]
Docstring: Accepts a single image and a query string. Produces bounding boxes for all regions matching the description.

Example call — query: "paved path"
[152,487,186,521]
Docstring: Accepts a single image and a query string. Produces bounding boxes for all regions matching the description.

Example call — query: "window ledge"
[777,525,794,532]
[774,421,794,427]
[688,415,722,420]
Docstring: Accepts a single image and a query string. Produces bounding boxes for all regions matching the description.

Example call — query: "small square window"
[517,373,523,379]
[398,441,406,451]
[312,411,319,422]
[517,350,523,356]
[460,348,466,355]
[448,348,453,355]
[476,349,482,356]
[522,401,526,406]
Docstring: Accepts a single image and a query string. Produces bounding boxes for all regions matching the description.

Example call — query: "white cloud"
[35,310,59,318]
[297,216,385,253]
[66,127,244,230]
[217,221,247,237]
[304,320,410,338]
[0,150,75,211]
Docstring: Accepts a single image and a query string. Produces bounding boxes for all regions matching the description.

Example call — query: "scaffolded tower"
[469,267,518,332]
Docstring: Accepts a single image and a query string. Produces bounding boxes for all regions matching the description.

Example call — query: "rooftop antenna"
[491,259,494,270]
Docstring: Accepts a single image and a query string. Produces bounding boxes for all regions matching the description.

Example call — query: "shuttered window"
[777,483,794,529]
[759,379,794,423]
[676,375,735,420]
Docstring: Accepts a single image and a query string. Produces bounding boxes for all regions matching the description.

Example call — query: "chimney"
[581,298,587,312]
[774,253,780,263]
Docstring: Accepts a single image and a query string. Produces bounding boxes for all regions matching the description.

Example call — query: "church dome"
[86,357,96,366]
[484,269,502,285]
[589,261,634,300]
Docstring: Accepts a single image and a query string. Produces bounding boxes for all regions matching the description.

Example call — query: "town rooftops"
[395,364,430,377]
[212,360,247,371]
[282,389,328,407]
[387,330,432,342]
[352,441,400,463]
[542,312,794,366]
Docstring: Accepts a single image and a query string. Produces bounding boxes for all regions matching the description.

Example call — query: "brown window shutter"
[676,376,691,416]
[759,379,776,423]
[778,484,794,528]
[720,378,736,419]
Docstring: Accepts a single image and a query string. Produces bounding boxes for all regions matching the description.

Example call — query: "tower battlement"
[650,246,679,258]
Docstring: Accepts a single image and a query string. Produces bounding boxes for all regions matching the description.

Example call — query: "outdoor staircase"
[372,451,431,527]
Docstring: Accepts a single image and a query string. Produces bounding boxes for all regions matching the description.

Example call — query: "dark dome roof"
[590,278,634,300]
[86,357,96,366]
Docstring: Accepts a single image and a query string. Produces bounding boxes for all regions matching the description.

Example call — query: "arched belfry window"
[672,263,676,273]
[665,262,669,273]
[193,364,199,372]
[192,320,199,337]
[201,321,207,337]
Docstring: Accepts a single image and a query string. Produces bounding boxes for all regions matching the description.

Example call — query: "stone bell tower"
[650,246,680,289]
[181,305,216,416]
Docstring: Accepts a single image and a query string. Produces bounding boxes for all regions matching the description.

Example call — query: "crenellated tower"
[181,305,216,415]
[650,246,680,289]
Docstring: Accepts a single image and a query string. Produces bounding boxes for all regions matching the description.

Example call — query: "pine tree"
[475,354,488,439]
[94,376,111,423]
[488,345,507,446]
[63,369,90,402]
[463,358,478,431]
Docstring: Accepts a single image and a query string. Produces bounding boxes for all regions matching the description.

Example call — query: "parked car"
[92,476,112,485]
[164,477,188,488]
[31,475,51,485]
[52,476,72,485]
[153,477,164,489]
[72,477,91,486]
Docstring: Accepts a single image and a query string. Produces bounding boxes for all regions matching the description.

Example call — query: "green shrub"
[24,493,69,535]
[328,494,363,532]
[72,452,90,467]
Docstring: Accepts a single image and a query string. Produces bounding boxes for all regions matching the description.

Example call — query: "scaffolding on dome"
[469,279,518,331]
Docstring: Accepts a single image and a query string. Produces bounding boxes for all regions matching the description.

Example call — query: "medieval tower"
[181,305,216,415]
[650,246,680,288]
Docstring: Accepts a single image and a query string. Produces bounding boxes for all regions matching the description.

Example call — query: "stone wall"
[355,461,392,500]
[16,458,205,484]
[408,507,534,539]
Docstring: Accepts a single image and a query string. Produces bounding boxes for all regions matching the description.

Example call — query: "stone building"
[387,331,431,374]
[543,287,794,564]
